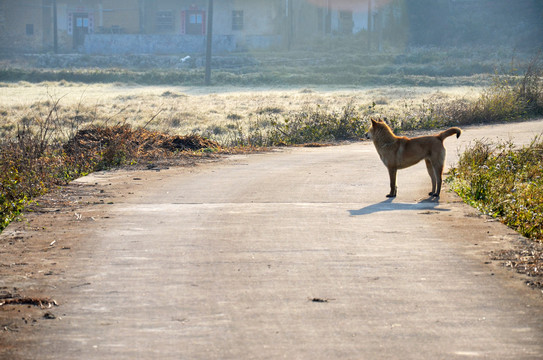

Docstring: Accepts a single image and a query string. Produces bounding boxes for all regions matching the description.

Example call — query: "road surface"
[1,119,543,359]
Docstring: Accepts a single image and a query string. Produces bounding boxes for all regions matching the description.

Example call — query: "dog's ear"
[371,118,377,125]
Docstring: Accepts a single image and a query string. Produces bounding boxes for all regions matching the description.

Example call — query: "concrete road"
[2,120,543,359]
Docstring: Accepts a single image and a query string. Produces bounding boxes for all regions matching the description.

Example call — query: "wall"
[0,0,47,52]
[214,0,281,48]
[141,0,207,35]
[100,0,140,34]
[83,0,283,54]
[83,33,281,54]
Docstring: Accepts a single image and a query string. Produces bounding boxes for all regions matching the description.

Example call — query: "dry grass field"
[0,82,481,143]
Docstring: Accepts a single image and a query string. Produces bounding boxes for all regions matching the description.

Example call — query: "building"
[0,0,398,55]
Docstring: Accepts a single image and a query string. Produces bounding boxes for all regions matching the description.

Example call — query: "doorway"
[73,13,89,49]
[185,10,205,35]
[339,11,353,34]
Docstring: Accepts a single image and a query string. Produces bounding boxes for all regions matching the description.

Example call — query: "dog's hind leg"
[425,159,437,196]
[432,150,446,197]
[387,167,398,197]
[434,163,444,197]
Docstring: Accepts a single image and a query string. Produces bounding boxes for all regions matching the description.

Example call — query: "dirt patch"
[0,295,58,309]
[490,241,543,287]
[0,179,110,348]
[0,154,217,356]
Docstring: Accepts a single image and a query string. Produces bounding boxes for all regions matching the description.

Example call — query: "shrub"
[0,165,33,230]
[516,52,543,115]
[470,76,528,123]
[268,105,368,145]
[447,137,543,241]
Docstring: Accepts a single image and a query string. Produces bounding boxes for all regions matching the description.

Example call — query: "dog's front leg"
[387,167,397,197]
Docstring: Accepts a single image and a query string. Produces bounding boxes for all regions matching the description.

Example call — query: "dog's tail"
[438,127,462,141]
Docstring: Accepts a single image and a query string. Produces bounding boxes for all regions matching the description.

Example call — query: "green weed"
[447,137,543,241]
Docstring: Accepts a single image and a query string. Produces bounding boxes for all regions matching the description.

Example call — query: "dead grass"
[0,120,220,232]
[0,82,482,142]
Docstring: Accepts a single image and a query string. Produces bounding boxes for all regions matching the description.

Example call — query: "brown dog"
[366,118,461,198]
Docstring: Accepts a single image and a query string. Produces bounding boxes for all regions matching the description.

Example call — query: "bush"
[0,165,33,230]
[471,76,529,123]
[447,137,543,241]
[516,53,543,115]
[268,105,368,145]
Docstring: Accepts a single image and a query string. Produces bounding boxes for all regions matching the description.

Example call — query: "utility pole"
[377,10,383,53]
[53,0,58,53]
[287,0,293,50]
[138,0,146,34]
[367,0,372,52]
[205,0,214,85]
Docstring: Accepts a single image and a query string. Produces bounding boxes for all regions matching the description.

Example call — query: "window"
[26,24,34,36]
[340,11,353,21]
[156,11,174,33]
[190,13,202,25]
[232,10,243,31]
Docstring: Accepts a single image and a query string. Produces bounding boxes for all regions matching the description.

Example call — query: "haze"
[0,0,540,79]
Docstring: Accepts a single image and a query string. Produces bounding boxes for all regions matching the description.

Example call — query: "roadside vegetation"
[0,120,221,231]
[1,50,542,239]
[447,137,543,242]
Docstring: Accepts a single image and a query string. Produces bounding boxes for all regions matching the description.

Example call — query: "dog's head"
[365,118,388,140]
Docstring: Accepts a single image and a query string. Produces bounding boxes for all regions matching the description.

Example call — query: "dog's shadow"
[349,197,449,216]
